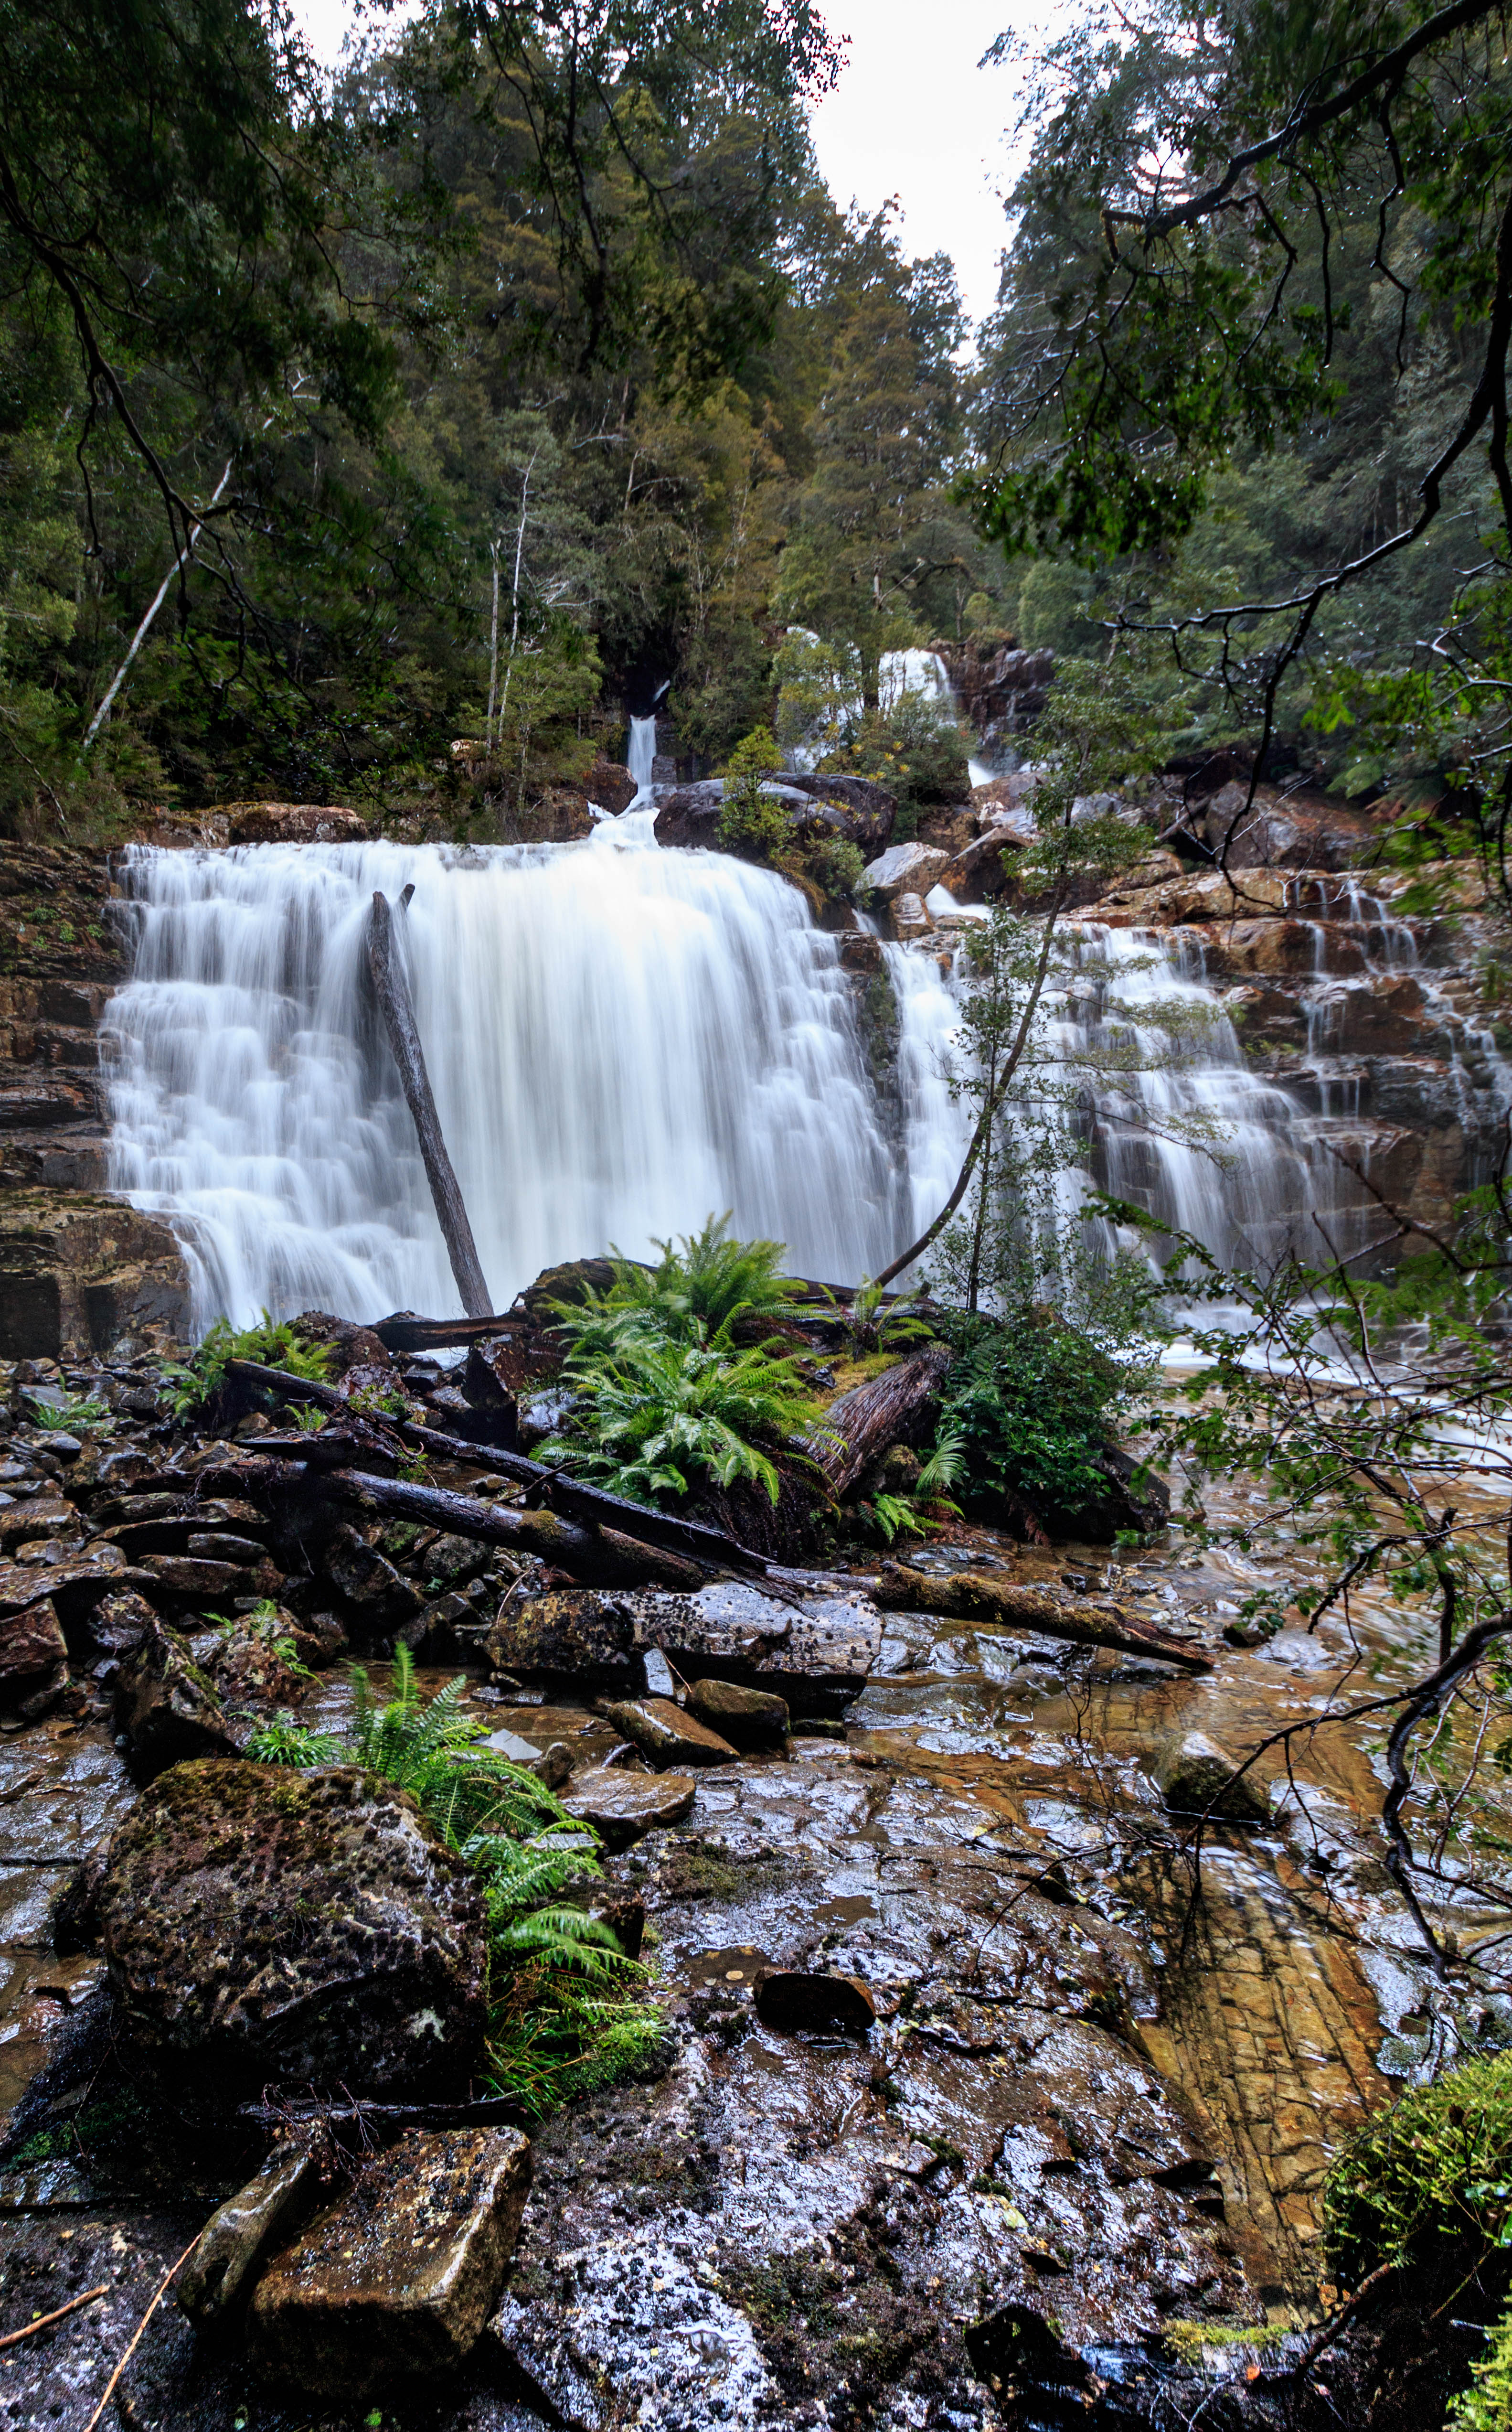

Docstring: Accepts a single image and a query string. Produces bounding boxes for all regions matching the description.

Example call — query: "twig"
[80,2235,200,2432]
[0,2284,108,2348]
[1271,2261,1398,2381]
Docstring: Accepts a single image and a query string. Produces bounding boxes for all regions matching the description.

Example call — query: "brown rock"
[0,1596,67,1701]
[753,1970,876,2035]
[321,1525,422,1622]
[602,1695,738,1768]
[143,1553,256,1599]
[225,802,368,846]
[113,1623,238,1776]
[0,1190,188,1361]
[249,2128,532,2398]
[84,1587,159,1659]
[561,1767,697,1847]
[0,1499,79,1550]
[891,891,933,942]
[1153,1730,1267,1822]
[178,2139,324,2324]
[685,1678,789,1743]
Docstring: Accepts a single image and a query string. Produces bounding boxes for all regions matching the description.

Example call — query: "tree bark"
[366,891,492,1318]
[807,1342,953,1499]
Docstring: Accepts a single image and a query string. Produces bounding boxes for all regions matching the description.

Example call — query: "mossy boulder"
[93,1760,489,2096]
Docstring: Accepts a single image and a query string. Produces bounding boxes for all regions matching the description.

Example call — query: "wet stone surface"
[0,1493,1462,2431]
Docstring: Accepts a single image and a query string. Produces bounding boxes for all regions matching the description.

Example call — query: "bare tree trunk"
[486,540,500,748]
[81,459,233,753]
[366,890,492,1318]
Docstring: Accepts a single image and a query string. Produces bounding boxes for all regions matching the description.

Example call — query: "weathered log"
[366,891,491,1318]
[808,1342,953,1499]
[225,1358,773,1576]
[373,1312,527,1353]
[871,1562,1213,1672]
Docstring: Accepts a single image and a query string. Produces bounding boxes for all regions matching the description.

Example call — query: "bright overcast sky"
[290,0,1040,325]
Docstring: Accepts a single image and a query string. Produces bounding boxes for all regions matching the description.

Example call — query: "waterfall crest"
[105,825,904,1329]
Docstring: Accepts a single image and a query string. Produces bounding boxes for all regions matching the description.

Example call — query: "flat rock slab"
[604,1696,738,1769]
[634,1581,883,1715]
[249,2127,532,2399]
[561,1767,697,1847]
[94,1759,488,2093]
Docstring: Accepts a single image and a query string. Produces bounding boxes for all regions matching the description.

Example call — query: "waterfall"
[626,716,658,803]
[104,826,906,1330]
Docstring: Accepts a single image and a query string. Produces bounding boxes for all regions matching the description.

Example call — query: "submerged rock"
[754,1968,876,2035]
[93,1759,488,2093]
[1153,1729,1268,1822]
[248,2126,532,2399]
[603,1694,739,1769]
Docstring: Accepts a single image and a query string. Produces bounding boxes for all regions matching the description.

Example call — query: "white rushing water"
[105,822,912,1329]
[626,716,658,804]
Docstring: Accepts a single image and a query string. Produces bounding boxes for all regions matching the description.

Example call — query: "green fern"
[551,1213,799,1352]
[541,1324,816,1506]
[251,1649,654,2110]
[163,1311,332,1420]
[917,1426,970,1495]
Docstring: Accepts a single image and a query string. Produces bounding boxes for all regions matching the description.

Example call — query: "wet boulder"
[603,1695,739,1769]
[94,1760,489,2093]
[226,803,368,846]
[685,1677,789,1745]
[321,1523,423,1625]
[178,2138,325,2324]
[561,1765,697,1848]
[753,1969,876,2035]
[0,1594,68,1719]
[113,1621,239,1777]
[486,1586,641,1693]
[248,2127,532,2399]
[860,842,952,903]
[781,771,897,851]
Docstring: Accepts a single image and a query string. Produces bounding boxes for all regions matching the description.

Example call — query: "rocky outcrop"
[654,773,895,856]
[88,1759,489,2094]
[225,803,369,846]
[0,1192,188,1360]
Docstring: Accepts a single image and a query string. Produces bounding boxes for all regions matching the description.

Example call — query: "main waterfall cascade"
[103,797,1435,1334]
[104,822,934,1330]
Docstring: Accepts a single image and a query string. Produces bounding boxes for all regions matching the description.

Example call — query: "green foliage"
[716,728,789,859]
[251,1650,658,2112]
[1454,2311,1512,2432]
[541,1327,815,1507]
[818,687,971,816]
[164,1312,332,1420]
[542,1217,812,1506]
[28,1389,112,1434]
[933,1315,1141,1522]
[558,1215,800,1345]
[825,1278,936,1359]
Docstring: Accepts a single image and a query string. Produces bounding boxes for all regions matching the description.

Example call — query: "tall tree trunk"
[365,890,492,1318]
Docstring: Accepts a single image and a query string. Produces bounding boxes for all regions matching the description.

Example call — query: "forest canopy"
[3,0,1509,858]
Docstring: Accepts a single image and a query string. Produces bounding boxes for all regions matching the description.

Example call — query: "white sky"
[290,0,1041,325]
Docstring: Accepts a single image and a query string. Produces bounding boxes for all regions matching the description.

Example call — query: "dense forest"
[5,0,1508,860]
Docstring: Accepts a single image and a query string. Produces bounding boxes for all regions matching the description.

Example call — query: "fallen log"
[372,1312,528,1353]
[225,1358,774,1577]
[225,1452,703,1589]
[808,1342,953,1498]
[871,1562,1213,1672]
[367,890,491,1319]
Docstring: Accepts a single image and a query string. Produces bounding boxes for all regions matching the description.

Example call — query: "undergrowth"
[165,1311,332,1421]
[246,1650,660,2112]
[1326,2049,1512,2428]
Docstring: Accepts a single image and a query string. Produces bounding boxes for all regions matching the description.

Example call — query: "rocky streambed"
[0,1304,1485,2432]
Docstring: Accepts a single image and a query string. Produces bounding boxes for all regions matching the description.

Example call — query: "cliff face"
[0,842,187,1358]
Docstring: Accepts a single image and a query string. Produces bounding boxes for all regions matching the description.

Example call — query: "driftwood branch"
[871,1561,1214,1672]
[808,1344,953,1498]
[366,891,491,1318]
[224,1358,775,1577]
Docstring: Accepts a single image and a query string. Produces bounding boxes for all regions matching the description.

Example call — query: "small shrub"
[931,1313,1135,1519]
[717,728,789,861]
[1327,2051,1512,2431]
[541,1327,816,1507]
